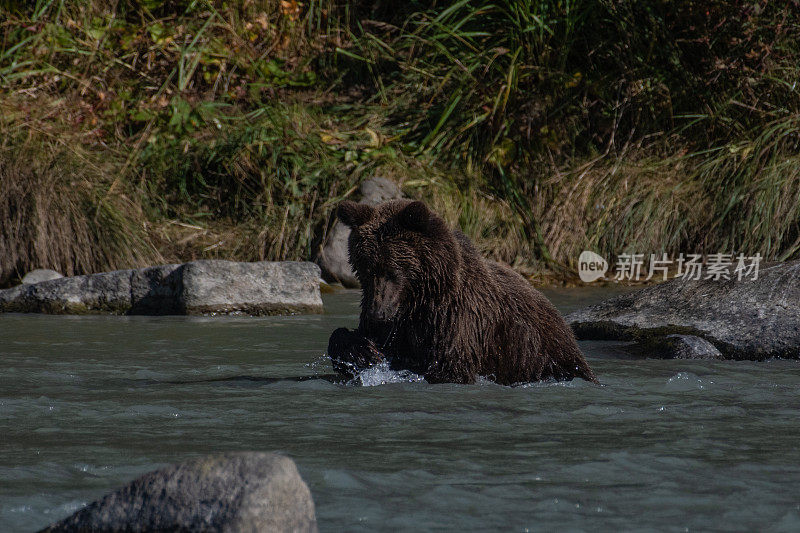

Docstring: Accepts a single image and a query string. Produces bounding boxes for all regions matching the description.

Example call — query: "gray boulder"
[318,176,403,287]
[181,260,322,315]
[567,260,800,360]
[0,267,169,314]
[40,452,318,533]
[129,263,186,314]
[317,221,357,287]
[0,261,323,316]
[359,176,403,205]
[21,269,63,284]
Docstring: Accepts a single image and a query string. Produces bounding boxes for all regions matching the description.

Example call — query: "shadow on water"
[142,374,344,386]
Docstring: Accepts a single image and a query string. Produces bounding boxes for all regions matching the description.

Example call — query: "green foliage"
[694,114,800,260]
[139,102,407,260]
[0,0,326,136]
[1,0,799,282]
[349,0,800,161]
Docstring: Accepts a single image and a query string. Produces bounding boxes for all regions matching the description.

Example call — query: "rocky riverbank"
[567,260,800,360]
[0,260,323,316]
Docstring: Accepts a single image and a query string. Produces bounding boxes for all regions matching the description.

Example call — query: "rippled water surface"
[2,288,800,531]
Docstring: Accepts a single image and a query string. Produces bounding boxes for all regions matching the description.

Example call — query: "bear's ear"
[337,201,374,228]
[398,201,429,233]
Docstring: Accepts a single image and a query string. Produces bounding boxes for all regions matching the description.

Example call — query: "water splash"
[355,362,425,386]
[305,354,332,373]
[308,354,424,386]
[665,371,714,391]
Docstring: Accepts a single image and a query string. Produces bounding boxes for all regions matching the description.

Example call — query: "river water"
[2,288,800,532]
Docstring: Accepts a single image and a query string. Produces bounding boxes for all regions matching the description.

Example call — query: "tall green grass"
[350,0,799,159]
[140,102,401,261]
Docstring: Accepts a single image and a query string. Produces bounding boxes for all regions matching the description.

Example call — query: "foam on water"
[355,362,425,386]
[665,371,714,390]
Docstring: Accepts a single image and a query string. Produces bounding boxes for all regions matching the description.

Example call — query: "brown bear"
[327,199,598,385]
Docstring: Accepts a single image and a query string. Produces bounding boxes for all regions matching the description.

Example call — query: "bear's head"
[337,199,459,323]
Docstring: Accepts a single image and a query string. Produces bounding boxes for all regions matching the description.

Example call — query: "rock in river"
[39,452,318,533]
[566,261,800,360]
[21,269,63,284]
[628,334,726,360]
[0,260,323,316]
[181,260,322,315]
[317,176,403,287]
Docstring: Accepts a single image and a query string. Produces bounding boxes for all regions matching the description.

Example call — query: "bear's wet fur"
[327,199,598,385]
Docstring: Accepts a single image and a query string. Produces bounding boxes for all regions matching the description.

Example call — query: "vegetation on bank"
[1,0,798,286]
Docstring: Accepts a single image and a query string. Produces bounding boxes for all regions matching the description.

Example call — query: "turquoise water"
[2,288,800,531]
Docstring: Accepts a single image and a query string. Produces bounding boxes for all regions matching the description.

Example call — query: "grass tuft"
[0,105,159,286]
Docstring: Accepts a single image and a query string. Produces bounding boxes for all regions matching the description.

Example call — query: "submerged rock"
[21,269,63,284]
[627,334,725,360]
[0,260,323,316]
[39,452,318,533]
[567,261,800,360]
[662,334,725,360]
[318,176,403,287]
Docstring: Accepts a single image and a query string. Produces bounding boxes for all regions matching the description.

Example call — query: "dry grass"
[0,103,159,286]
[402,169,537,271]
[535,154,713,268]
[696,114,800,260]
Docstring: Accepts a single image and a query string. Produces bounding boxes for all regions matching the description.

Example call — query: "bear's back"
[479,260,597,384]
